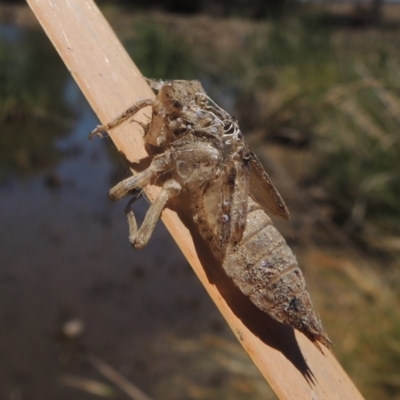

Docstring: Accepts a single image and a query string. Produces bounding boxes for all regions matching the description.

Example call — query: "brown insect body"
[223,198,329,347]
[90,79,330,348]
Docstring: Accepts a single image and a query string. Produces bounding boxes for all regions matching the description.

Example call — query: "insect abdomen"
[223,199,330,347]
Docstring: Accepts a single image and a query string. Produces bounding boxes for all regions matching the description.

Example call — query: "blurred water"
[0,50,223,400]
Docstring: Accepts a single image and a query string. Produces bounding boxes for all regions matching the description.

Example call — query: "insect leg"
[108,169,154,201]
[108,151,173,201]
[88,99,161,140]
[126,179,182,249]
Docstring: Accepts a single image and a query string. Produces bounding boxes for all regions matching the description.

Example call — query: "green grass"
[125,17,198,80]
[0,29,71,122]
[0,29,74,179]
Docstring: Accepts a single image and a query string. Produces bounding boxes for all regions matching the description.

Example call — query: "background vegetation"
[1,1,400,399]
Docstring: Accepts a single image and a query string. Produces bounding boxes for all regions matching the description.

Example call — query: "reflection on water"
[0,25,246,400]
[0,26,74,182]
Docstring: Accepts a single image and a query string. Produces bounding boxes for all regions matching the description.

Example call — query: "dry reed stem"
[90,357,154,400]
[26,1,365,399]
[58,375,115,397]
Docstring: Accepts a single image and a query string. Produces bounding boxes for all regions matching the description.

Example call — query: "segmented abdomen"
[223,198,330,347]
